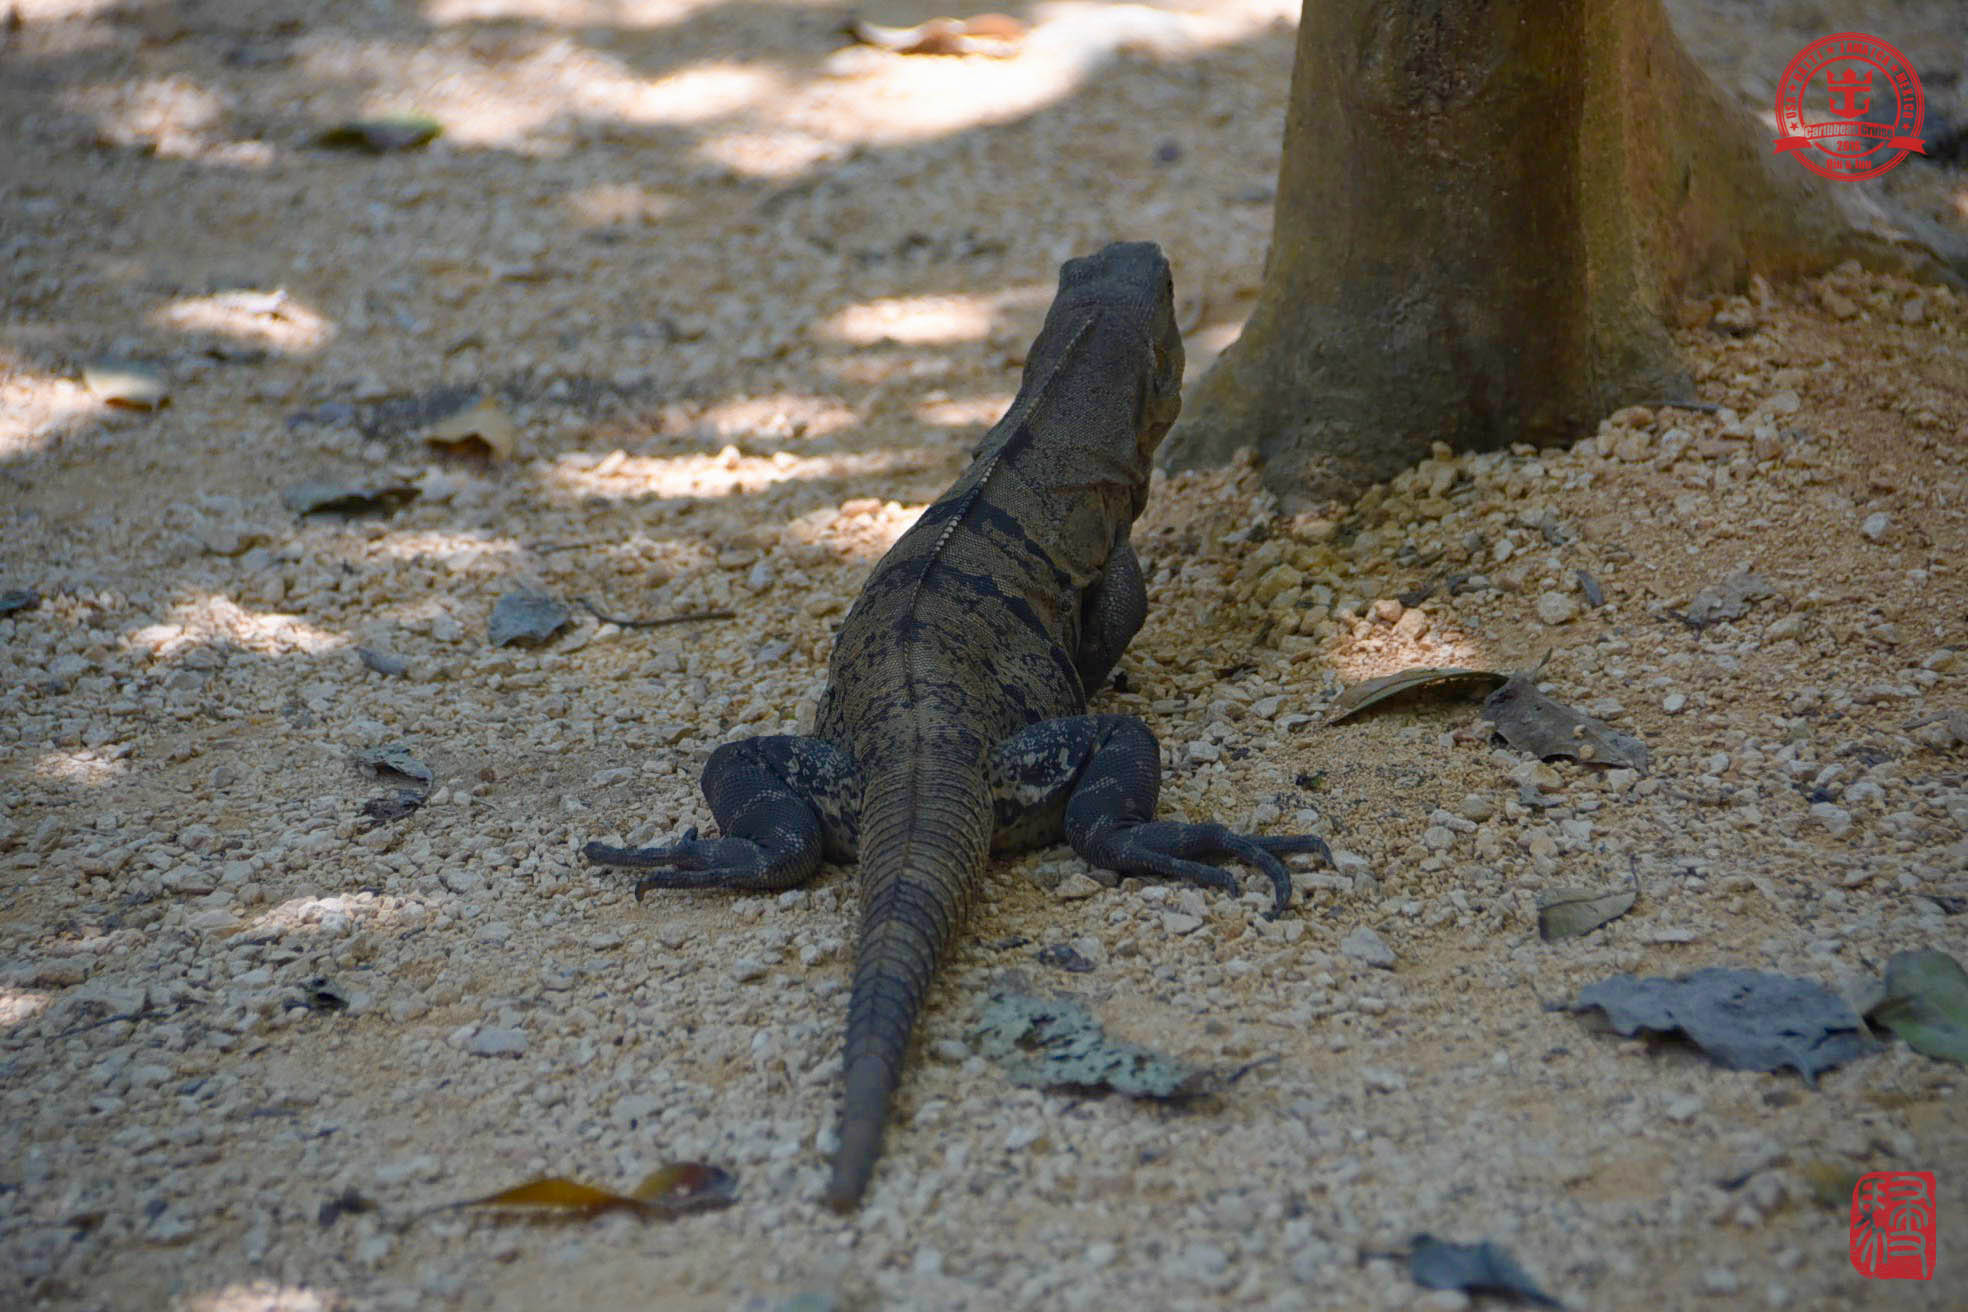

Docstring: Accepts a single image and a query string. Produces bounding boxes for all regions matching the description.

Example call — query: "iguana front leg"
[1075,540,1146,694]
[987,714,1328,916]
[585,735,860,896]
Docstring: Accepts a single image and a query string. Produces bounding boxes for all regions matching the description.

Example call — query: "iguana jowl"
[587,242,1328,1210]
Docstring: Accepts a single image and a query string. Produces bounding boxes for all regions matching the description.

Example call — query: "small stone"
[1709,298,1758,335]
[1662,692,1687,714]
[1185,740,1221,764]
[730,957,768,982]
[1340,926,1395,970]
[1809,803,1852,837]
[1413,1292,1472,1312]
[1816,285,1858,320]
[1457,794,1494,823]
[1761,389,1801,416]
[1361,1066,1406,1093]
[1053,872,1104,901]
[1664,1095,1703,1123]
[1536,591,1578,626]
[1860,512,1890,541]
[468,1026,528,1058]
[1161,912,1204,935]
[1613,430,1653,462]
[1900,296,1926,325]
[1703,1268,1742,1295]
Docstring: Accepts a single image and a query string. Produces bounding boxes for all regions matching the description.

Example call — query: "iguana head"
[1029,241,1185,513]
[1058,239,1183,448]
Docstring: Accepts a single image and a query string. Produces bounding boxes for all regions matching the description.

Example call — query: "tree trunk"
[1161,0,1955,507]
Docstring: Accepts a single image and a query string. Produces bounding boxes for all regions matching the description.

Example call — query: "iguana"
[586,242,1328,1210]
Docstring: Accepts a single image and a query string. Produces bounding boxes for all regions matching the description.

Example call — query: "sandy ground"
[2,1,1966,1309]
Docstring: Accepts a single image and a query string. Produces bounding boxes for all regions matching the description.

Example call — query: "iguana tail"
[825,749,992,1211]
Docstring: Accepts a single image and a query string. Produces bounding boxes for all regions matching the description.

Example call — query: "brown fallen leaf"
[1325,666,1508,725]
[848,12,1025,57]
[456,1162,737,1220]
[1483,672,1650,772]
[83,359,169,409]
[423,394,519,460]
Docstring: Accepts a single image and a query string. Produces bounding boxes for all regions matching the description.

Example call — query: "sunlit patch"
[822,296,998,346]
[366,529,525,574]
[183,1281,336,1312]
[694,394,858,442]
[35,747,131,786]
[244,895,418,941]
[0,356,105,458]
[1325,637,1491,688]
[422,0,737,28]
[693,128,840,179]
[567,182,678,228]
[65,74,231,157]
[151,290,335,354]
[918,394,1013,428]
[1,989,53,1029]
[547,446,922,502]
[598,63,782,127]
[124,596,343,662]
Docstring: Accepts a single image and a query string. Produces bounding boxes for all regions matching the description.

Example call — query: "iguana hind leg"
[584,735,860,896]
[987,714,1328,916]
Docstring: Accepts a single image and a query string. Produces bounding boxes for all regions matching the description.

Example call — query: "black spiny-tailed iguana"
[586,242,1329,1210]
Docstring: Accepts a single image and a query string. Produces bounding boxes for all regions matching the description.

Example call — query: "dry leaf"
[457,1163,736,1219]
[1325,667,1508,725]
[1537,875,1638,941]
[1867,949,1968,1065]
[83,360,169,409]
[848,13,1025,57]
[317,115,442,153]
[1681,570,1777,627]
[1483,672,1650,771]
[282,479,419,517]
[424,394,518,460]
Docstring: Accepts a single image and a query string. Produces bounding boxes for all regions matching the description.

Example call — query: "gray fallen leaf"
[970,992,1203,1098]
[361,789,427,825]
[1682,570,1777,628]
[489,591,571,648]
[1484,672,1650,772]
[1566,966,1877,1083]
[83,359,169,409]
[1409,1234,1564,1309]
[316,114,441,153]
[282,479,419,517]
[353,744,433,784]
[1537,875,1638,941]
[1867,949,1968,1065]
[1034,943,1096,974]
[1325,666,1508,725]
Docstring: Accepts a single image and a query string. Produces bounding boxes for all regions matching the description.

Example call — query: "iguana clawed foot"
[988,713,1331,919]
[583,828,777,899]
[1083,821,1330,918]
